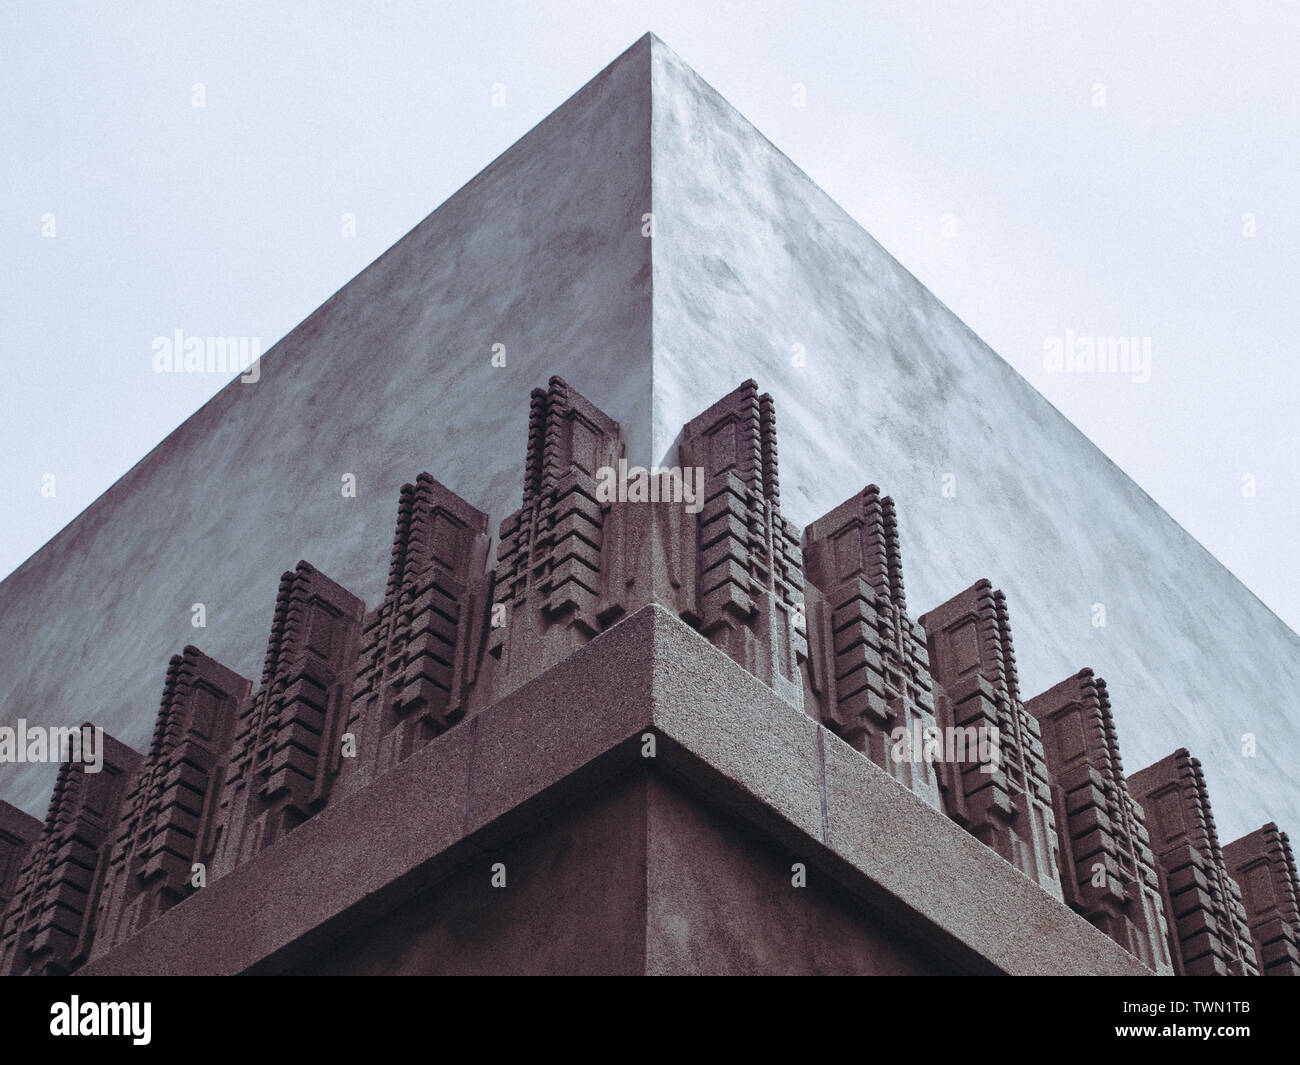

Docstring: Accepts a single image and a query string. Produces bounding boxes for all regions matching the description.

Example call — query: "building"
[1,34,1296,976]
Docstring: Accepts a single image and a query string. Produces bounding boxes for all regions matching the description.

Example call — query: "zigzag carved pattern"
[1026,669,1173,972]
[1224,823,1300,975]
[1129,750,1259,975]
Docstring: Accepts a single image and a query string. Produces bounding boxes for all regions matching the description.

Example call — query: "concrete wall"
[0,39,654,815]
[297,776,650,976]
[297,774,946,976]
[647,38,1299,842]
[77,606,1150,976]
[644,776,943,975]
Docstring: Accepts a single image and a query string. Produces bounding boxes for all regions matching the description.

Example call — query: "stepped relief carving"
[0,802,41,915]
[91,649,248,959]
[1128,749,1259,975]
[1,730,139,974]
[1025,669,1173,973]
[345,473,491,791]
[678,381,806,708]
[919,581,1062,900]
[485,376,624,702]
[209,562,364,878]
[1224,822,1300,976]
[802,485,940,808]
[0,376,1291,976]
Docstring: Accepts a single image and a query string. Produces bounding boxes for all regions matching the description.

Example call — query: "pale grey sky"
[2,1,1297,632]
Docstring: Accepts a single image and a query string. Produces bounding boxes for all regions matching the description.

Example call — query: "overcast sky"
[2,1,1296,633]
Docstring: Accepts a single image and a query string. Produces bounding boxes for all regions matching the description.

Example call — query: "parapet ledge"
[80,604,1152,977]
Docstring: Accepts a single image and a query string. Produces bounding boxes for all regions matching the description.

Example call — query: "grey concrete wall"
[0,38,654,815]
[647,37,1298,842]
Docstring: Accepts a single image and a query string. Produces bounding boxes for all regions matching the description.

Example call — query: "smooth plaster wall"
[647,37,1299,842]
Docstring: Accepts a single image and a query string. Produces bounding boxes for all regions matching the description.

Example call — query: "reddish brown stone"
[2,377,1291,975]
[919,581,1062,900]
[678,381,806,708]
[345,475,489,789]
[1224,822,1300,975]
[1128,749,1259,975]
[1025,669,1174,973]
[1,730,139,975]
[209,562,365,878]
[802,485,941,807]
[487,377,623,700]
[0,802,41,917]
[90,650,249,959]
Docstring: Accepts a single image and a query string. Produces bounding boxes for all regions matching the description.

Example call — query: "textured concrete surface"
[298,776,650,976]
[78,604,658,976]
[644,775,944,975]
[643,606,1150,975]
[645,39,1298,843]
[0,36,654,816]
[2,33,1294,851]
[80,606,1149,976]
[300,773,947,976]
